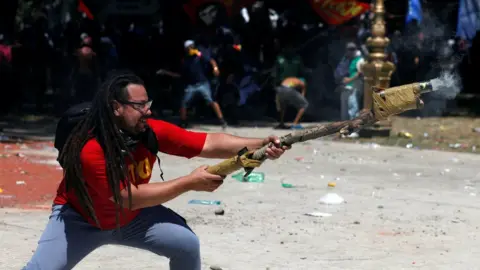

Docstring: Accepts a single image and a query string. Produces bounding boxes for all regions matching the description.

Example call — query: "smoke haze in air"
[429,72,462,100]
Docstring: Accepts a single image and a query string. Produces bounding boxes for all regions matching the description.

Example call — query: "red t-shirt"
[54,119,207,230]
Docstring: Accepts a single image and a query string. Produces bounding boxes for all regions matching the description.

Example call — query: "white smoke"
[429,72,462,100]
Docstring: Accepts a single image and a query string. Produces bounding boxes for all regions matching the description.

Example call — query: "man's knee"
[205,97,214,105]
[202,91,214,104]
[169,230,200,260]
[300,100,309,110]
[295,97,308,110]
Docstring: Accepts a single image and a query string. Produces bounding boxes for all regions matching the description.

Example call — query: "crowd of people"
[0,1,474,128]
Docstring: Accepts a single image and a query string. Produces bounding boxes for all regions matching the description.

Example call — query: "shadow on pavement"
[0,115,58,142]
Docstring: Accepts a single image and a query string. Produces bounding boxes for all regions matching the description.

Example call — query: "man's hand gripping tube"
[206,147,264,176]
[205,133,302,177]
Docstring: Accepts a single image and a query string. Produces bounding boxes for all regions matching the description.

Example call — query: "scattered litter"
[0,188,3,193]
[364,143,380,149]
[473,146,477,152]
[214,208,225,215]
[327,182,336,187]
[0,195,15,199]
[398,131,413,139]
[464,186,476,191]
[416,172,422,177]
[473,127,480,133]
[423,132,429,138]
[393,173,400,177]
[378,205,384,209]
[449,143,462,149]
[281,181,306,188]
[16,153,25,158]
[320,175,325,179]
[451,158,460,163]
[16,181,26,185]
[470,193,477,196]
[347,132,359,138]
[231,172,265,183]
[281,182,294,188]
[210,265,223,270]
[294,157,304,162]
[319,193,345,205]
[30,159,60,166]
[42,146,58,153]
[353,221,360,225]
[188,200,221,205]
[20,170,27,175]
[443,168,451,173]
[406,143,414,149]
[305,212,332,217]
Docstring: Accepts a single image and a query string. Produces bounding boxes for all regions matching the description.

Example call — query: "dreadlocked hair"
[58,70,144,230]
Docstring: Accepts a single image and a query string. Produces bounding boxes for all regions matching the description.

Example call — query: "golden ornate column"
[360,0,396,137]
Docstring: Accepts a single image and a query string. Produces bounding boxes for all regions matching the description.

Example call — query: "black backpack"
[54,102,92,154]
[54,102,160,165]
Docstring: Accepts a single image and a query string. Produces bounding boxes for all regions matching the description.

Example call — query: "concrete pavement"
[1,126,480,269]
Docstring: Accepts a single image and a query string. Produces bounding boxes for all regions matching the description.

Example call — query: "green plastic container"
[232,172,265,183]
[188,200,221,205]
[281,182,295,188]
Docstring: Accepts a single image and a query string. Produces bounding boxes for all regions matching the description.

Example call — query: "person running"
[157,40,227,129]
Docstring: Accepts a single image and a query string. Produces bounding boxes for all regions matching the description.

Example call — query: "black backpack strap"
[140,126,164,181]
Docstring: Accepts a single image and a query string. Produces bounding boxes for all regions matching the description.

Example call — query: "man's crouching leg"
[292,94,308,126]
[24,204,110,270]
[118,205,201,270]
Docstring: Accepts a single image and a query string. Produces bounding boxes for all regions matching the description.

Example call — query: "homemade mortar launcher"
[206,81,436,177]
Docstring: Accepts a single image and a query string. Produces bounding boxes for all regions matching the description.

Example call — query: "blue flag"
[456,0,480,42]
[406,0,423,24]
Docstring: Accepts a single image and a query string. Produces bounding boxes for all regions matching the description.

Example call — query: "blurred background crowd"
[0,0,479,128]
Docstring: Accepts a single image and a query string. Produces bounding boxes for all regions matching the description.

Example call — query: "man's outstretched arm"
[199,134,286,159]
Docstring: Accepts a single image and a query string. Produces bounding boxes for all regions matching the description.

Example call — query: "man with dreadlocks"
[24,71,288,270]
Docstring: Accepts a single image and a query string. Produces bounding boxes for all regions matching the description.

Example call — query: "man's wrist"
[259,138,270,147]
[177,174,194,192]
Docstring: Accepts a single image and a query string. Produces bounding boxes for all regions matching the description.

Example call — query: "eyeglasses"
[119,99,153,112]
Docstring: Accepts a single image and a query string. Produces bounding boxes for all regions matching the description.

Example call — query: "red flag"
[78,0,94,20]
[309,0,369,25]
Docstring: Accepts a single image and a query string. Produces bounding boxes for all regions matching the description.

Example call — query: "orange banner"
[309,0,370,25]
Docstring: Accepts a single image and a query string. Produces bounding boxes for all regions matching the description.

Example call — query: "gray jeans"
[23,204,200,270]
[275,85,309,111]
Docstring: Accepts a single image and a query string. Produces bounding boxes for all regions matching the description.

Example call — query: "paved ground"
[1,126,480,270]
